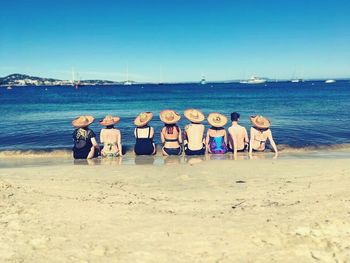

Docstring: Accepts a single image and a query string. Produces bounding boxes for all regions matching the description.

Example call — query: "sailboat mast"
[71,68,75,84]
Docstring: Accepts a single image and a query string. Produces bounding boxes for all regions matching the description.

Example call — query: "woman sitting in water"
[249,115,278,158]
[206,112,228,154]
[183,109,206,155]
[99,115,122,158]
[160,109,182,156]
[72,115,100,159]
[134,112,156,155]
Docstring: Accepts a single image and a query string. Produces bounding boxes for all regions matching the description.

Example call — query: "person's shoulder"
[239,124,247,131]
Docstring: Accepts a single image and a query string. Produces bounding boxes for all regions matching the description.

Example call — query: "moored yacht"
[240,76,266,84]
[325,79,336,84]
[291,79,303,83]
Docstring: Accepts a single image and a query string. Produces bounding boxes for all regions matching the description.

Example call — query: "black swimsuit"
[72,128,98,159]
[163,138,182,155]
[134,127,155,155]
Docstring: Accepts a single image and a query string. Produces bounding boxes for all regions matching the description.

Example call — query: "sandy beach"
[1,157,350,262]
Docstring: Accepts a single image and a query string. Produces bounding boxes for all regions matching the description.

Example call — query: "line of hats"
[72,109,271,130]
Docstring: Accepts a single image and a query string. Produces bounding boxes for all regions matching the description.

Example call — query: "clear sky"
[0,0,349,82]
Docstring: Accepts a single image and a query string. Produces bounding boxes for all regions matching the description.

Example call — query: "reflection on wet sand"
[71,151,278,167]
[185,155,205,165]
[163,156,181,165]
[73,159,98,166]
[134,156,155,165]
[101,157,122,166]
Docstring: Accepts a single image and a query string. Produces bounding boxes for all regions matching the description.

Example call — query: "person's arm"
[150,127,155,139]
[91,137,99,149]
[183,126,188,146]
[202,125,206,144]
[160,128,165,144]
[268,130,278,158]
[232,135,238,160]
[100,129,104,144]
[244,128,249,145]
[249,127,254,158]
[117,130,122,156]
[178,127,183,144]
[205,129,210,153]
[223,130,228,145]
[228,128,233,150]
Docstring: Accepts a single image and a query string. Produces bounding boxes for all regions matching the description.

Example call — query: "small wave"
[0,149,72,158]
[0,144,350,159]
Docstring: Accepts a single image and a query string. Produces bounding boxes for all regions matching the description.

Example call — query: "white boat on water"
[291,79,303,83]
[240,76,266,84]
[7,86,12,90]
[325,79,336,84]
[124,66,132,86]
[200,76,206,85]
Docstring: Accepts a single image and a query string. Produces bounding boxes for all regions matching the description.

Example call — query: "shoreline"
[1,158,350,262]
[1,148,350,169]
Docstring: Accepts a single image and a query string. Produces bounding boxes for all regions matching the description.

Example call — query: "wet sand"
[1,158,350,262]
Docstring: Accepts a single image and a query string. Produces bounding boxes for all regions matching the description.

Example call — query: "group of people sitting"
[71,109,278,160]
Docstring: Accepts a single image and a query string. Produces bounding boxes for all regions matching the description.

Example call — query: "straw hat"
[184,108,205,123]
[134,112,153,127]
[72,115,94,128]
[207,112,228,128]
[160,109,181,124]
[99,115,120,126]
[250,115,271,129]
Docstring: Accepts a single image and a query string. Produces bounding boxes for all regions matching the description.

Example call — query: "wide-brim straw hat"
[160,109,181,124]
[184,108,205,123]
[134,112,153,127]
[207,112,228,128]
[250,115,271,129]
[72,115,94,128]
[99,115,120,126]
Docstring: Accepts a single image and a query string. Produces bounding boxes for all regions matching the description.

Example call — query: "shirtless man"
[228,112,249,156]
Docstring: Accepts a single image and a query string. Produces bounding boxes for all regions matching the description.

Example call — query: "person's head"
[99,115,120,128]
[134,112,153,127]
[231,112,240,122]
[72,115,94,129]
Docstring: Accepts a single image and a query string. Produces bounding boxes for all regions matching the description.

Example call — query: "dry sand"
[1,158,350,262]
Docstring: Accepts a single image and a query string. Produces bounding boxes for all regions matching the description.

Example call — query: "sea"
[1,80,350,158]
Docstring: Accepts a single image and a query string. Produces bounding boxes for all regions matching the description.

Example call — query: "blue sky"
[0,0,349,82]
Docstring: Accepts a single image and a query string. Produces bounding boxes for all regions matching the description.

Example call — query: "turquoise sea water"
[0,81,349,153]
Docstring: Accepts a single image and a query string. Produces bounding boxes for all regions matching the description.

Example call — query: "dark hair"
[165,124,179,134]
[106,125,114,129]
[231,112,240,121]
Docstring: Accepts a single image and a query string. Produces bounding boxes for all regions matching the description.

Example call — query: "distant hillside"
[0,73,122,86]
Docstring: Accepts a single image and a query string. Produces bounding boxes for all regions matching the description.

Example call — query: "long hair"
[165,124,179,135]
